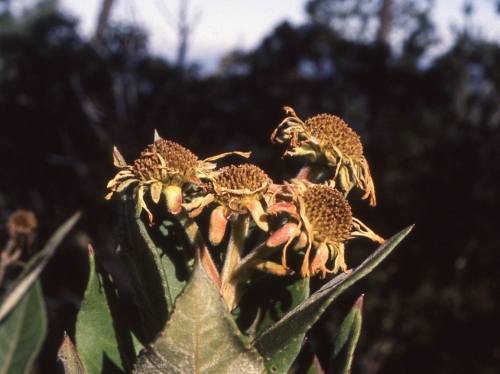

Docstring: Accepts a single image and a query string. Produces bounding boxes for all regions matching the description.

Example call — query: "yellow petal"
[135,185,155,225]
[309,244,330,279]
[116,178,137,193]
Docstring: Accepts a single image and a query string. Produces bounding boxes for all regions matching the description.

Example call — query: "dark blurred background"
[1,0,499,372]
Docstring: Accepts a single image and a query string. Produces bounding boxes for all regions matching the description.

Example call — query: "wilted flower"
[266,182,384,278]
[106,132,249,225]
[7,209,37,255]
[271,107,376,206]
[207,164,273,245]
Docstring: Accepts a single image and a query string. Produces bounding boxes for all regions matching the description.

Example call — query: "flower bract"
[207,164,273,245]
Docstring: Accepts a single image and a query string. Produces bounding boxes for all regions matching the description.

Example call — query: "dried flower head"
[266,182,384,278]
[208,164,273,245]
[7,210,37,238]
[106,131,249,225]
[271,107,376,206]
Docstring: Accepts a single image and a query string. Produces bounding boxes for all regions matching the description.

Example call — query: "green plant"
[58,107,412,374]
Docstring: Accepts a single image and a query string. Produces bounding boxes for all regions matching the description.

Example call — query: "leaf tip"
[354,295,364,311]
[87,244,94,256]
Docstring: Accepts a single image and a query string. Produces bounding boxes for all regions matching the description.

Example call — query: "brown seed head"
[302,185,352,244]
[211,164,272,212]
[215,164,271,192]
[305,114,363,156]
[132,139,199,185]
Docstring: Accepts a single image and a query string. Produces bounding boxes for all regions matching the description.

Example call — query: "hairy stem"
[176,209,221,288]
[220,214,249,310]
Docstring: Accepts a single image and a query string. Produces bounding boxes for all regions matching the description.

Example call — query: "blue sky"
[53,0,500,70]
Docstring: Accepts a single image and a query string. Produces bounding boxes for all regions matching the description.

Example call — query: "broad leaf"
[253,226,413,362]
[0,280,47,374]
[58,333,86,374]
[75,247,124,374]
[0,212,81,321]
[134,259,266,374]
[116,197,171,343]
[329,296,363,374]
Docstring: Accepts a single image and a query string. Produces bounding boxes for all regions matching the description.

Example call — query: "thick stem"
[220,214,249,309]
[176,209,221,288]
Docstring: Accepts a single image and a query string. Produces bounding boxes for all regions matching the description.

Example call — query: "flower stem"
[220,214,249,310]
[176,209,221,288]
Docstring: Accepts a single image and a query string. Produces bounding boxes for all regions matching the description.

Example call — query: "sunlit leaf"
[75,247,124,374]
[134,259,266,374]
[329,296,363,374]
[58,333,86,374]
[0,280,47,374]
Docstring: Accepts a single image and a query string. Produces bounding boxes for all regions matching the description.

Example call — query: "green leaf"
[306,357,325,374]
[253,226,413,363]
[58,333,86,374]
[0,212,81,321]
[117,197,192,344]
[145,217,190,308]
[329,296,363,374]
[134,258,266,374]
[234,275,309,374]
[0,280,47,374]
[75,247,124,374]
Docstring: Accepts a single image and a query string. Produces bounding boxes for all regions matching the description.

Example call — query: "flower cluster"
[271,107,376,206]
[106,131,249,225]
[106,109,384,307]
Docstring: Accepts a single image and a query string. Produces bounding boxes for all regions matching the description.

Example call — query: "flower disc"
[133,139,199,185]
[302,184,353,244]
[215,164,271,192]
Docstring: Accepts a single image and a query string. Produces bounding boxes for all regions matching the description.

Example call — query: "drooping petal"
[116,178,138,193]
[136,185,155,225]
[292,231,308,251]
[309,244,330,279]
[338,165,353,193]
[184,194,215,218]
[203,151,251,163]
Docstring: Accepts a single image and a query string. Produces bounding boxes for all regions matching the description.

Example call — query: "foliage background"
[1,0,499,372]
